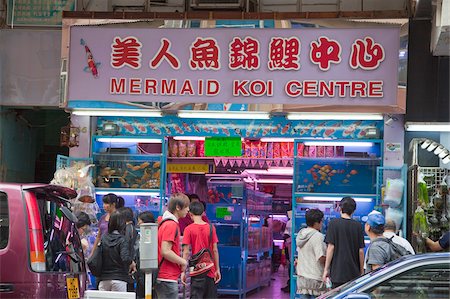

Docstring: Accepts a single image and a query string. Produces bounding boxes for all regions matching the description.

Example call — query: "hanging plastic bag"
[417,172,430,207]
[384,178,404,208]
[385,207,403,231]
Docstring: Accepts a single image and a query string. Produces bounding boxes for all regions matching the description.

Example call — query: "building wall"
[0,108,37,182]
[406,19,450,122]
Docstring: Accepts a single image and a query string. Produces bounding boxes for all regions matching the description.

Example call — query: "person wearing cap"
[364,212,391,272]
[323,197,365,288]
[383,219,415,255]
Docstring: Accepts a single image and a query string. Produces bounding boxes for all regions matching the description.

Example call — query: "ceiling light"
[405,122,450,132]
[255,179,293,184]
[427,142,439,152]
[434,145,445,155]
[260,138,294,142]
[439,150,450,159]
[178,111,270,120]
[420,140,432,149]
[442,155,450,164]
[72,109,163,117]
[96,137,162,143]
[243,167,293,176]
[173,136,205,141]
[287,113,383,120]
[303,141,373,147]
[96,190,160,196]
[302,196,373,202]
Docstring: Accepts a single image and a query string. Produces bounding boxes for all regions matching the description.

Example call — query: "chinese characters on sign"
[205,137,243,157]
[69,28,399,105]
[109,35,384,98]
[7,0,76,26]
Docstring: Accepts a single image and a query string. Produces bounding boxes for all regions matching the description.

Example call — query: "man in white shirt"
[383,219,415,255]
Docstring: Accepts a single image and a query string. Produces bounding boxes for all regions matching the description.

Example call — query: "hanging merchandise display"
[52,156,99,221]
[409,139,450,253]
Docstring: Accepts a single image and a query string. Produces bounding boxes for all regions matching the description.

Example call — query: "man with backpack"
[156,193,190,299]
[364,211,410,272]
[181,201,221,299]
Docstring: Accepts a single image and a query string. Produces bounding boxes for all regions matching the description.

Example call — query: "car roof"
[0,183,46,191]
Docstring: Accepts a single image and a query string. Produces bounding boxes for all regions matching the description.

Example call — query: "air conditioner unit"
[190,0,244,9]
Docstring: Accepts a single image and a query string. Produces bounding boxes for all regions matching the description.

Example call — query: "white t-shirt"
[296,227,326,281]
[383,231,415,255]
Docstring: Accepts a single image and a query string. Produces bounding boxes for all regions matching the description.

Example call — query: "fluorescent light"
[427,142,439,152]
[421,140,432,149]
[96,137,162,143]
[177,111,270,120]
[303,141,373,147]
[255,179,293,184]
[271,215,288,220]
[260,138,294,142]
[405,122,450,132]
[302,196,373,202]
[173,136,205,141]
[434,146,445,155]
[72,109,162,117]
[439,150,450,158]
[268,167,293,175]
[96,190,160,196]
[287,113,383,120]
[443,155,450,164]
[243,167,293,176]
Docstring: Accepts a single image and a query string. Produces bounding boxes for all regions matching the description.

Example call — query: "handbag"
[188,224,215,277]
[87,241,103,277]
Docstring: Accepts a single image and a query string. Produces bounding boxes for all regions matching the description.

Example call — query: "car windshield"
[318,263,393,298]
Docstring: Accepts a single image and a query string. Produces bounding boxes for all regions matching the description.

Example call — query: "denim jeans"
[155,280,178,299]
[298,294,315,299]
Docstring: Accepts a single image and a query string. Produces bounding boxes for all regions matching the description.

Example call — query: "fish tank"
[294,141,381,195]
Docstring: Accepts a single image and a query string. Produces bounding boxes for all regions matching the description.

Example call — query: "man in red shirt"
[179,194,209,235]
[181,201,221,298]
[156,193,190,299]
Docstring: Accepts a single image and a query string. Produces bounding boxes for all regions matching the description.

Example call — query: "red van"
[0,183,87,298]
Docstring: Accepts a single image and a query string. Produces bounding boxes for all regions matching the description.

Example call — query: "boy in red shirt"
[179,194,209,235]
[156,193,190,299]
[181,201,221,298]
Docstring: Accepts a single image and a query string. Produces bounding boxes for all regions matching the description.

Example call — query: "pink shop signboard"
[68,27,400,106]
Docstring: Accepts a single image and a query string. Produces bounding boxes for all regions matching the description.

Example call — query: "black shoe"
[281,286,290,293]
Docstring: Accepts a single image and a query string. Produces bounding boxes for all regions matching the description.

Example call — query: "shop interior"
[78,119,398,298]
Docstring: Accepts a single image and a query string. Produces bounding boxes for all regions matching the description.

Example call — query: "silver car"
[317,252,450,299]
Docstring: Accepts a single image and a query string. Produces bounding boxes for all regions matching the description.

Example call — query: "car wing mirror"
[343,293,371,299]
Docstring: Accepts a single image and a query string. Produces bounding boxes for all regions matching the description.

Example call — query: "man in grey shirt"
[364,211,391,272]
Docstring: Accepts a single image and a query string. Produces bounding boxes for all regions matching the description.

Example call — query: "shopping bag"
[188,224,214,277]
[189,248,214,276]
[87,242,103,277]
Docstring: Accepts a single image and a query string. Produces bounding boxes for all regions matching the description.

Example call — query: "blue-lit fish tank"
[294,200,375,233]
[295,157,380,195]
[206,180,245,204]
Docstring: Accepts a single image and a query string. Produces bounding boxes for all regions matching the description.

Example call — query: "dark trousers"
[190,272,217,299]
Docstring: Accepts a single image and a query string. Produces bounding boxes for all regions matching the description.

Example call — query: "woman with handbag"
[91,193,125,257]
[181,201,221,299]
[97,211,134,292]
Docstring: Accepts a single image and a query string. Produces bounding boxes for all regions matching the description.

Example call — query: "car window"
[37,197,85,273]
[0,192,9,249]
[363,263,450,299]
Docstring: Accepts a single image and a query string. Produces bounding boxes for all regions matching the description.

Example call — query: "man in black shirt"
[322,197,365,288]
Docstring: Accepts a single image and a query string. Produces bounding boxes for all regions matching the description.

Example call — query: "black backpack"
[373,236,411,262]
